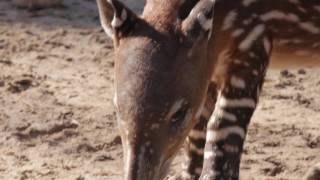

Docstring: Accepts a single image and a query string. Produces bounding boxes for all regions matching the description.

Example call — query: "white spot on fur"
[204,149,223,159]
[222,10,238,30]
[233,59,242,65]
[260,11,300,22]
[230,76,246,89]
[312,42,320,48]
[242,0,256,6]
[206,126,246,142]
[288,0,299,4]
[189,129,206,139]
[195,167,203,175]
[232,28,244,37]
[223,144,240,153]
[298,6,307,13]
[243,18,253,25]
[150,123,160,130]
[314,6,320,13]
[260,11,319,34]
[249,52,256,58]
[213,107,238,122]
[244,61,250,67]
[239,24,265,51]
[150,148,154,154]
[263,37,272,54]
[197,13,213,31]
[299,22,320,34]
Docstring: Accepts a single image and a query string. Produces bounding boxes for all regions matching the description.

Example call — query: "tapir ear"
[96,0,137,39]
[181,0,214,42]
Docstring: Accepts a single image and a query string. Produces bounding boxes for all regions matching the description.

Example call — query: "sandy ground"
[0,0,320,179]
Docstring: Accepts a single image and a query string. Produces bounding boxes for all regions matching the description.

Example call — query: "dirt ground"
[0,0,320,179]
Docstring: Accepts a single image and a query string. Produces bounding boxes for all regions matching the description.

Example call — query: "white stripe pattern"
[189,129,206,139]
[206,126,246,142]
[239,24,266,51]
[213,108,238,122]
[230,76,246,89]
[219,96,256,108]
[204,149,223,159]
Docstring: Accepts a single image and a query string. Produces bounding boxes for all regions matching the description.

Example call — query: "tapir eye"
[170,102,190,131]
[171,102,189,123]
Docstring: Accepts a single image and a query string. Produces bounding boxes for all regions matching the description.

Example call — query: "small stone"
[298,69,306,75]
[0,59,12,65]
[94,155,114,162]
[36,55,46,60]
[280,70,295,78]
[75,175,85,180]
[66,57,73,62]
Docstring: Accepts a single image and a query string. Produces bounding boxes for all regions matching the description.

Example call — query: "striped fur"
[184,83,218,180]
[97,0,320,179]
[185,0,319,179]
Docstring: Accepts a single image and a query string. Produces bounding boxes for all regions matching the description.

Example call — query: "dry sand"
[0,0,319,179]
